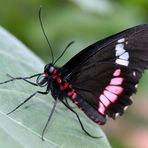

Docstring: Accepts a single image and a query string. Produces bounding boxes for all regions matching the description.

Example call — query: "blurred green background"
[0,0,148,147]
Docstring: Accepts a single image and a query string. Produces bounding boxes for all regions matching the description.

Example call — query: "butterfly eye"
[49,66,54,73]
[44,64,49,70]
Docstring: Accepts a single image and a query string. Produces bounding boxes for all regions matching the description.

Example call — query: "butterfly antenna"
[39,6,54,64]
[53,41,74,65]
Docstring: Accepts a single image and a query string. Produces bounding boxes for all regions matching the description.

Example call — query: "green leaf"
[0,26,111,148]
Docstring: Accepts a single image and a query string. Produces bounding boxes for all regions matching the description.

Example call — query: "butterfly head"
[36,64,55,87]
[44,64,55,75]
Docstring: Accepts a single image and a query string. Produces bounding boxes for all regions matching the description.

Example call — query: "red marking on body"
[113,69,121,76]
[67,89,77,99]
[110,77,124,85]
[98,102,105,115]
[67,90,74,97]
[105,85,123,95]
[72,92,77,99]
[53,69,57,75]
[53,75,57,79]
[60,82,69,91]
[57,77,62,84]
[74,101,78,105]
[99,94,110,107]
[69,84,72,88]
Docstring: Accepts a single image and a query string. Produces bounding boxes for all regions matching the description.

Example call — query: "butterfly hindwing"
[61,24,148,124]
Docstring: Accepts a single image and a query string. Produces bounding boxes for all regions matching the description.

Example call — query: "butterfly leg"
[64,98,77,109]
[64,97,72,107]
[0,73,43,86]
[61,99,98,138]
[41,97,58,141]
[7,90,49,115]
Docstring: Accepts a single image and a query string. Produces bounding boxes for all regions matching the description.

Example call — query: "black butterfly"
[0,24,148,140]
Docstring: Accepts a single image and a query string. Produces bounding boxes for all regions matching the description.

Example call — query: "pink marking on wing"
[98,102,105,115]
[105,85,123,95]
[103,90,118,102]
[110,77,124,85]
[113,69,121,76]
[99,94,111,107]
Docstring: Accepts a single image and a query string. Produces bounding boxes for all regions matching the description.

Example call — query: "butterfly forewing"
[62,24,148,124]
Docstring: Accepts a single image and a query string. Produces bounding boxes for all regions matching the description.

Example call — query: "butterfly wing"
[61,24,148,124]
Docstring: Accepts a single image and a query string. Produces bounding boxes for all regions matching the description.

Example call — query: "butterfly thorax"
[42,64,77,100]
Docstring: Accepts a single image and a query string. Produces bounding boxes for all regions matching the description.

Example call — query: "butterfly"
[0,24,148,139]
